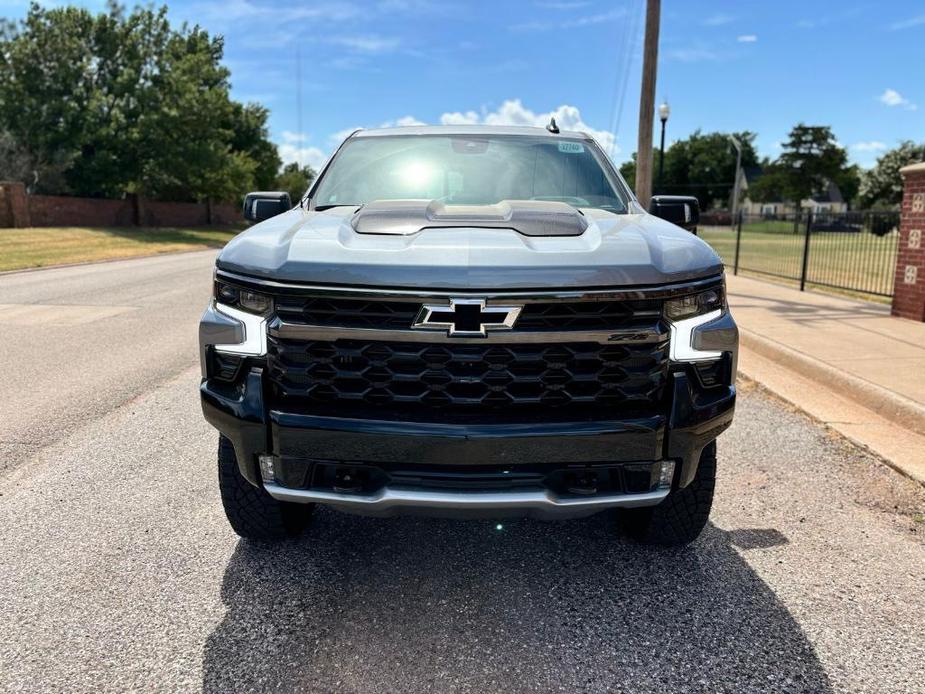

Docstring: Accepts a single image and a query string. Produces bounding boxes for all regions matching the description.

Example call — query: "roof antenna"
[546,117,559,134]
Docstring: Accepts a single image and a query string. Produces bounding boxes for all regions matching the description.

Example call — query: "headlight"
[214,281,273,315]
[664,286,724,321]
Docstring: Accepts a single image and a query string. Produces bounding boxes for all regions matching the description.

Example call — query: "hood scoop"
[351,199,589,237]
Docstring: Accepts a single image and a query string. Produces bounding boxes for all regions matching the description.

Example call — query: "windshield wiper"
[314,203,358,211]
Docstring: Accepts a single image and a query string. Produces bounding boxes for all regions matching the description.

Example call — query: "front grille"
[274,295,661,332]
[267,337,669,421]
[275,296,419,329]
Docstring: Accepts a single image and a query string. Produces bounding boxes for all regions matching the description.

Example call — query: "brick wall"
[142,200,209,226]
[28,194,135,227]
[891,163,925,321]
[0,184,242,229]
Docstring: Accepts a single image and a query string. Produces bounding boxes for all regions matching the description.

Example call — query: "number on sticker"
[557,142,585,154]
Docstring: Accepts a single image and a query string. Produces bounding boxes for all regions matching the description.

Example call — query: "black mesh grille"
[273,295,662,332]
[275,296,419,329]
[267,337,669,420]
[516,300,661,330]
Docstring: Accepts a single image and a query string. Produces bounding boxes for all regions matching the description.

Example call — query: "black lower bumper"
[200,366,735,502]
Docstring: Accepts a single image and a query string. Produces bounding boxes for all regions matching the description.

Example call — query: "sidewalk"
[725,274,925,484]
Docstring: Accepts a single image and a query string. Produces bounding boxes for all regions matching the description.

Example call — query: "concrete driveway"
[0,253,923,693]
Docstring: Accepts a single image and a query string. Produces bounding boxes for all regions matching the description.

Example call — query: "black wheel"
[217,435,313,541]
[619,441,716,546]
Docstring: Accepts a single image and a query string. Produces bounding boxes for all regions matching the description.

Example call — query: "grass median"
[0,225,244,272]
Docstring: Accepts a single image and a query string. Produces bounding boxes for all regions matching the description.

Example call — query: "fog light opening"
[258,454,278,483]
[657,460,676,490]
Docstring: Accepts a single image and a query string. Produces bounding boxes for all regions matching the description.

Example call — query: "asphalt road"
[1,252,924,693]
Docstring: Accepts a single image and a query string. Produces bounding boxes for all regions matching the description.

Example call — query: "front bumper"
[200,367,735,519]
[264,483,670,520]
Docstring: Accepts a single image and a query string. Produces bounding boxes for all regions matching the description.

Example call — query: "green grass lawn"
[699,225,899,302]
[0,225,244,272]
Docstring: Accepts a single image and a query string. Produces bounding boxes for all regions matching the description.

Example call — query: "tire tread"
[217,435,311,541]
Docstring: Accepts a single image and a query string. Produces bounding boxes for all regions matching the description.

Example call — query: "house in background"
[737,168,848,217]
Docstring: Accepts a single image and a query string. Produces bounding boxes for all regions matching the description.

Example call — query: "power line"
[608,0,644,154]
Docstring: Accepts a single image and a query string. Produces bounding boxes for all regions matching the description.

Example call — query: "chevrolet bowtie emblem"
[412,298,523,337]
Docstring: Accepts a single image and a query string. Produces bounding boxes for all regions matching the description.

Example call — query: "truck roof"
[350,124,594,140]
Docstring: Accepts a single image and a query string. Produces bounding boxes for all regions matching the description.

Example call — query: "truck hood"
[217,206,723,289]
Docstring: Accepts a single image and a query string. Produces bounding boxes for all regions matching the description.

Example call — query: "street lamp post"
[657,101,670,194]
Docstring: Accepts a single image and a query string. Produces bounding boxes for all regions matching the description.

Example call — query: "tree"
[0,2,281,201]
[858,141,925,208]
[0,130,71,192]
[746,157,786,204]
[276,163,317,203]
[619,154,637,193]
[619,130,758,209]
[774,124,848,204]
[225,102,282,191]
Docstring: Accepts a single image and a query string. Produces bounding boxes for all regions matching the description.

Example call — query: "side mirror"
[243,192,292,222]
[649,195,700,233]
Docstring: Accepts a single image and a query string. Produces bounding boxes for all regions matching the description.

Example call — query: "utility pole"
[296,45,303,169]
[634,0,661,207]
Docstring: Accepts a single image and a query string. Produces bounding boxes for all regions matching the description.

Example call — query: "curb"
[0,247,221,277]
[739,327,925,433]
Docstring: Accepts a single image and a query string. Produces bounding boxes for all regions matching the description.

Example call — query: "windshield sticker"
[558,142,585,154]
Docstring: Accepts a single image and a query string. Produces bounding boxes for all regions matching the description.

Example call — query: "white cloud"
[383,115,428,127]
[440,110,481,125]
[851,141,887,152]
[512,7,625,31]
[703,13,734,26]
[279,143,328,170]
[281,131,307,143]
[185,0,360,25]
[439,99,617,154]
[537,1,591,8]
[879,88,918,110]
[327,116,424,146]
[328,35,402,54]
[890,14,925,30]
[663,47,718,63]
[737,34,757,43]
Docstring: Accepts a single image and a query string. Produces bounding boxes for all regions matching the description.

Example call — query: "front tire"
[619,441,717,546]
[217,435,313,541]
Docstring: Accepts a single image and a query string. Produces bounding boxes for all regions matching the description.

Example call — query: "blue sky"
[2,0,923,170]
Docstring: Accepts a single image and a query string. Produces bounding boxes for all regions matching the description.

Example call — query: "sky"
[1,0,922,171]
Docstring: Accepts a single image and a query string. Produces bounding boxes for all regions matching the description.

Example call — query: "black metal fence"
[700,211,900,299]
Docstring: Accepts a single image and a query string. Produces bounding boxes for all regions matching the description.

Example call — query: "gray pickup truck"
[199,124,737,546]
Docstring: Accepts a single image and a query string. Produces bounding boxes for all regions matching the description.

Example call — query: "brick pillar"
[0,181,31,228]
[892,163,925,321]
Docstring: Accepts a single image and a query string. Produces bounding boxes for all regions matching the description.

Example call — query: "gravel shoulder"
[0,368,922,693]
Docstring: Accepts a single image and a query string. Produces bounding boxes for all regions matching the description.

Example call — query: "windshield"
[312,134,629,213]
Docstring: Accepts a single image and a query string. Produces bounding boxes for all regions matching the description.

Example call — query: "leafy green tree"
[619,130,758,209]
[774,124,848,203]
[275,163,317,203]
[619,154,636,193]
[225,102,283,191]
[858,141,925,208]
[662,130,758,209]
[0,2,280,201]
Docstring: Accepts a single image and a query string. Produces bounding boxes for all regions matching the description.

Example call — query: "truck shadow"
[202,510,831,693]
